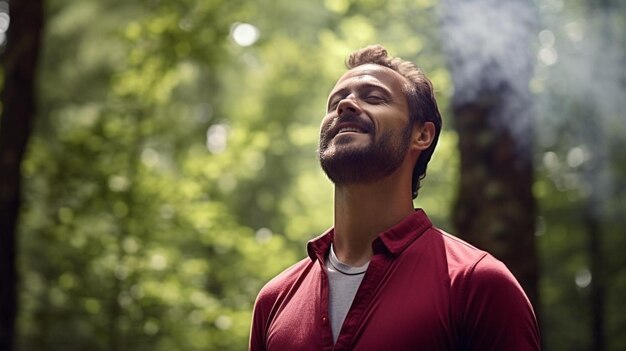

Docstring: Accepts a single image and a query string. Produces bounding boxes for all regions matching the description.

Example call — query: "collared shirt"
[249,210,540,351]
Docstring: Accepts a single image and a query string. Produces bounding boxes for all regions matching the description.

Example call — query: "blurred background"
[0,0,625,350]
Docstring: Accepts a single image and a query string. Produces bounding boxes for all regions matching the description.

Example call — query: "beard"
[318,123,412,185]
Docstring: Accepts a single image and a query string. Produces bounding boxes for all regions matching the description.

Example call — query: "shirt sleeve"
[460,255,541,350]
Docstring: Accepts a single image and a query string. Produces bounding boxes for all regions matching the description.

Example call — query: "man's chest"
[265,264,457,351]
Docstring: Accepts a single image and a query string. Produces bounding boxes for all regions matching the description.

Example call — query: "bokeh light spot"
[564,21,583,42]
[0,12,9,33]
[206,124,229,154]
[214,315,232,330]
[566,146,587,168]
[255,228,273,243]
[575,268,592,288]
[538,47,558,66]
[150,253,167,271]
[231,23,259,47]
[144,320,160,335]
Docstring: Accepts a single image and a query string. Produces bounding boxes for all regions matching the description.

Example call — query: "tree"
[0,0,44,350]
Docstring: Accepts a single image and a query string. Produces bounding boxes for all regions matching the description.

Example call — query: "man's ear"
[411,122,435,151]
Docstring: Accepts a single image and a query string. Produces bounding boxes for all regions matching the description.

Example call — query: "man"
[249,44,540,350]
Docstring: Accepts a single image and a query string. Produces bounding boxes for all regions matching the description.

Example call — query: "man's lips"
[320,114,374,147]
[336,124,368,135]
[329,122,372,139]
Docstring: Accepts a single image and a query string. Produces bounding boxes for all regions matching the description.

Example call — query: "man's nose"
[337,96,361,116]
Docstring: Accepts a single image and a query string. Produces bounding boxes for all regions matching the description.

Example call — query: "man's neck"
[332,175,414,267]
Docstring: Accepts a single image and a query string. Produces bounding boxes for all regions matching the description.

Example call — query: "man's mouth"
[320,118,374,146]
[337,126,367,134]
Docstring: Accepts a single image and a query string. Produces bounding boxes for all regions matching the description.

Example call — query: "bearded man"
[249,45,540,351]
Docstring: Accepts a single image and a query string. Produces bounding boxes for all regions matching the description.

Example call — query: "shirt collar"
[307,227,334,263]
[306,209,432,262]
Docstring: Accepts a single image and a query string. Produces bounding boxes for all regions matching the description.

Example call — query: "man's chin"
[319,148,376,184]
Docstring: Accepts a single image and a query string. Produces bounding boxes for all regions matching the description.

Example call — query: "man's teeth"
[338,127,364,134]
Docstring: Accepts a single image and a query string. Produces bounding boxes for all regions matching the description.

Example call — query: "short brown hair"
[346,44,443,199]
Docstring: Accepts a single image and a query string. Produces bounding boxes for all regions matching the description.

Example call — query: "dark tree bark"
[439,0,539,309]
[0,0,44,350]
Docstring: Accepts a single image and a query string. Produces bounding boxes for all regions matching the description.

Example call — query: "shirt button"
[321,315,329,326]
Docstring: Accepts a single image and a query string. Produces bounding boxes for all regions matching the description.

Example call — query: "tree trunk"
[439,0,539,309]
[0,0,44,350]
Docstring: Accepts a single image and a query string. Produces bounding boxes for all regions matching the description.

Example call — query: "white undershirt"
[325,243,370,344]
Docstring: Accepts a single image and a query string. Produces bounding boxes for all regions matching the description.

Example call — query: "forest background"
[0,0,625,350]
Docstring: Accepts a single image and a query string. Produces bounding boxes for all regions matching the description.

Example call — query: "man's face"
[318,64,412,185]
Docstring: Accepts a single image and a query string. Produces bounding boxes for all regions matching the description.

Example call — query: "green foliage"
[17,0,450,350]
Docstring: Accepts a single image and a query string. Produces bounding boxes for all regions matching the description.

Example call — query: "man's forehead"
[332,64,406,91]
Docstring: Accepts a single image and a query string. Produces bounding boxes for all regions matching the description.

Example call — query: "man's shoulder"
[250,257,318,350]
[255,256,314,305]
[424,227,514,282]
[426,226,532,302]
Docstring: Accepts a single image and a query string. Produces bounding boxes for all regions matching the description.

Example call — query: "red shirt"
[250,210,540,350]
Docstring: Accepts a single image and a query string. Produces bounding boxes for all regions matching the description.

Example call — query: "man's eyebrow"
[359,83,393,97]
